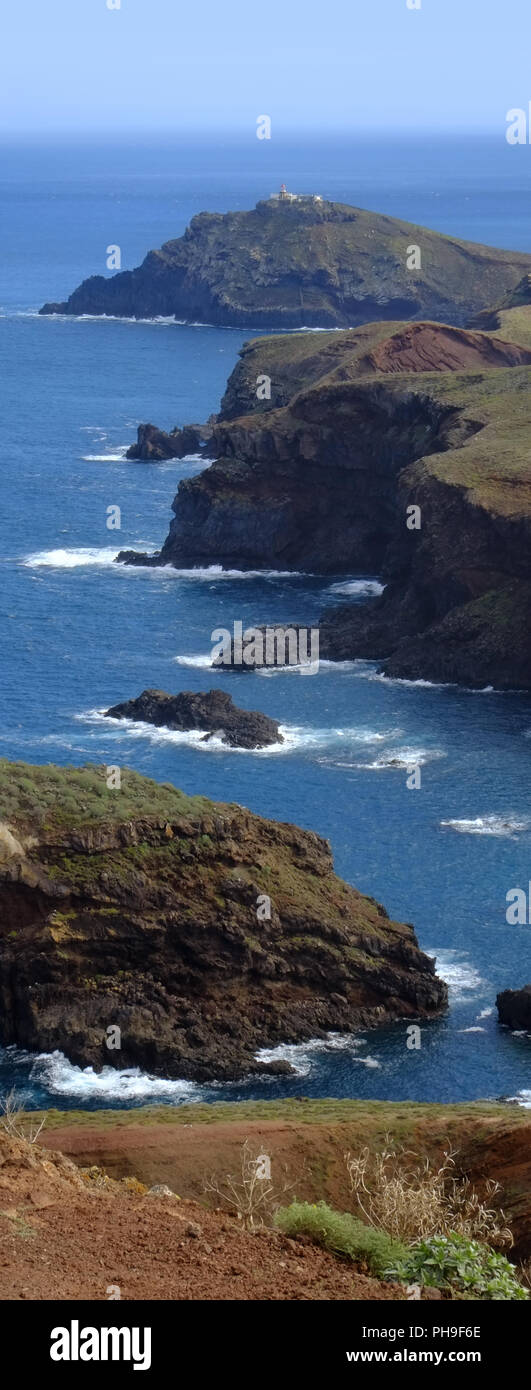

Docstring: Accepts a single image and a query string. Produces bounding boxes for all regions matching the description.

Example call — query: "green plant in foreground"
[385,1233,528,1301]
[275,1201,407,1277]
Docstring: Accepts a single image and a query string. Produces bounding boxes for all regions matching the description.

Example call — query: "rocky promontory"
[120,318,531,689]
[0,760,447,1080]
[39,197,531,329]
[104,688,283,749]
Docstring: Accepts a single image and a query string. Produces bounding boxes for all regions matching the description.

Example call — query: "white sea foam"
[317,659,360,672]
[23,550,303,579]
[506,1090,531,1108]
[161,565,302,580]
[457,1027,486,1033]
[81,448,129,462]
[176,656,362,677]
[72,313,182,325]
[278,725,403,755]
[174,654,213,669]
[78,709,226,752]
[24,547,121,568]
[356,745,446,771]
[78,710,388,758]
[28,1049,200,1102]
[327,579,385,597]
[429,949,485,1001]
[316,729,403,762]
[0,308,40,319]
[255,1033,378,1077]
[477,1008,494,1020]
[440,815,530,838]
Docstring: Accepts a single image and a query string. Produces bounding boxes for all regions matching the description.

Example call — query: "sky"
[2,0,531,136]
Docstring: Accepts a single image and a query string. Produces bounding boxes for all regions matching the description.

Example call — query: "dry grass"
[0,1089,47,1145]
[345,1137,512,1248]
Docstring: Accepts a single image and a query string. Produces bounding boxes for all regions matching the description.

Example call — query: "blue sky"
[2,0,531,135]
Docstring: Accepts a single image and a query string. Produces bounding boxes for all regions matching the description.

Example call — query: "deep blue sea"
[1,134,531,1112]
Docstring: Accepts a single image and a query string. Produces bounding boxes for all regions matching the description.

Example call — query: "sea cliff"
[0,761,447,1081]
[120,319,531,688]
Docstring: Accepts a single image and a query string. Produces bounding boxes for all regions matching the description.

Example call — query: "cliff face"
[0,762,446,1081]
[130,320,531,688]
[157,381,471,573]
[39,198,531,328]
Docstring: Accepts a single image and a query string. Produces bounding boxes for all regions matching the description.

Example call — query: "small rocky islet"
[104,687,283,749]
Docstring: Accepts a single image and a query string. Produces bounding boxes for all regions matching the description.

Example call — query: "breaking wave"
[440,815,530,838]
[78,708,287,754]
[174,654,213,669]
[78,711,398,758]
[81,449,129,462]
[27,1050,201,1103]
[327,579,385,597]
[429,949,485,1002]
[356,745,446,770]
[24,547,121,568]
[508,1091,531,1108]
[255,1034,379,1077]
[23,551,303,579]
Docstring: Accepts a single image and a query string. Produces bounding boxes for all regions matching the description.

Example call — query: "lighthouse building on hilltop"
[269,183,322,203]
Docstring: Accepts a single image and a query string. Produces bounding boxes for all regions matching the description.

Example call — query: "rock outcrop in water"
[39,197,531,329]
[105,688,283,749]
[121,318,531,689]
[0,761,447,1081]
[126,422,213,461]
[496,986,531,1031]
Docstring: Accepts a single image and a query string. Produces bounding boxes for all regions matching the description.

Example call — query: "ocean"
[1,133,531,1111]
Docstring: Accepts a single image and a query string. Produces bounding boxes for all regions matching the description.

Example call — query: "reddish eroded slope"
[0,1131,408,1301]
[356,322,531,375]
[41,1106,531,1263]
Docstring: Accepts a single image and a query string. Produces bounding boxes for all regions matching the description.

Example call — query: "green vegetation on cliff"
[0,759,209,830]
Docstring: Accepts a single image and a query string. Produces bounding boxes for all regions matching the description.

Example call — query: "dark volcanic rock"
[0,760,447,1081]
[212,624,319,674]
[105,688,283,749]
[126,319,531,689]
[497,986,531,1031]
[126,422,213,461]
[39,198,531,329]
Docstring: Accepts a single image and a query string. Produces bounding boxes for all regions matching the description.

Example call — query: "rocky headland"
[39,197,531,329]
[0,760,447,1081]
[104,687,283,749]
[118,317,531,689]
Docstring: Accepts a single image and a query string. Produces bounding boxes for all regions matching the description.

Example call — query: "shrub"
[204,1140,297,1230]
[275,1200,408,1277]
[385,1233,528,1300]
